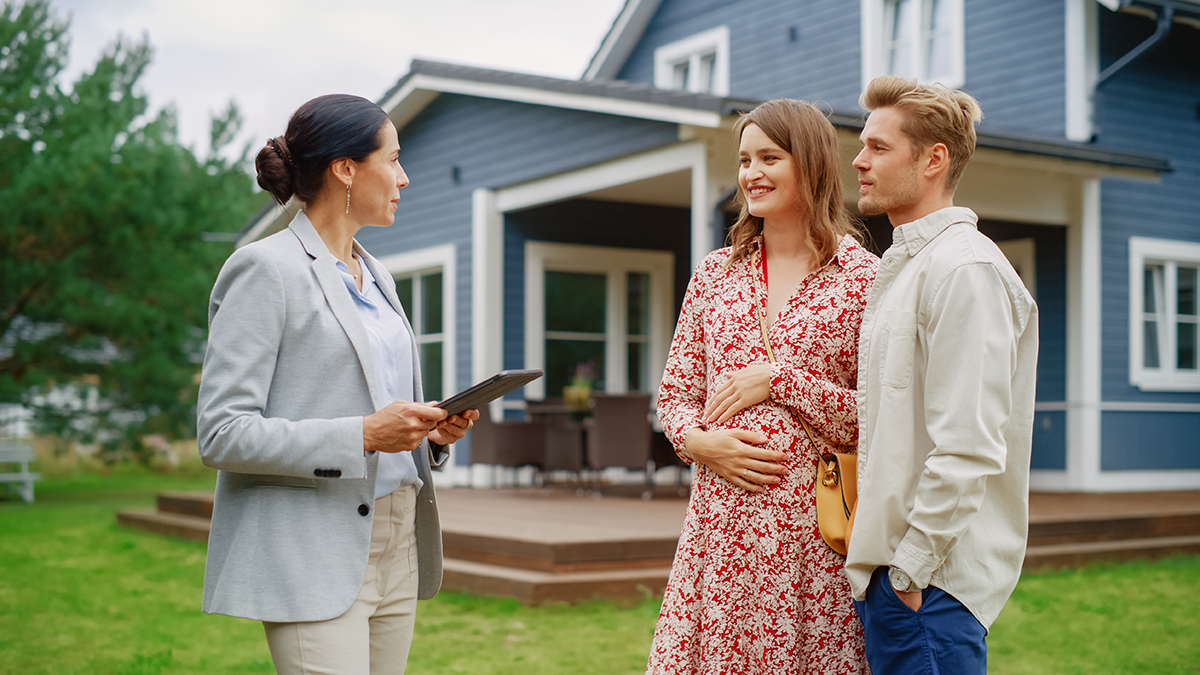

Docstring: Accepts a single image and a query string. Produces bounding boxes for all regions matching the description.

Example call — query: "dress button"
[358,504,370,517]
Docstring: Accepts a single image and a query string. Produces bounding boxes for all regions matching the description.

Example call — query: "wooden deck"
[117,487,1200,604]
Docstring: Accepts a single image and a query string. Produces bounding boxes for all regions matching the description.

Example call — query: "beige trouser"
[264,485,420,675]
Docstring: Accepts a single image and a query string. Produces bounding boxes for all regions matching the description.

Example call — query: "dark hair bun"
[255,136,295,205]
[257,95,389,207]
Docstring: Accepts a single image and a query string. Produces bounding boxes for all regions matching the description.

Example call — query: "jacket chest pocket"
[879,310,917,388]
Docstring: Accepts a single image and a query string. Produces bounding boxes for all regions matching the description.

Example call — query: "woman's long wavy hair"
[726,99,858,267]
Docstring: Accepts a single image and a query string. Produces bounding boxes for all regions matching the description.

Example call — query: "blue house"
[239,0,1198,492]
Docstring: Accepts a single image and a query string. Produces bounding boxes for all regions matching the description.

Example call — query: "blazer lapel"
[288,212,383,410]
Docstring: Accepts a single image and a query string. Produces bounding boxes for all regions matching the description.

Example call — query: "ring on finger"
[742,468,747,478]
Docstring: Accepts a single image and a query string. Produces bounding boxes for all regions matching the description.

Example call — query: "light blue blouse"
[336,254,421,498]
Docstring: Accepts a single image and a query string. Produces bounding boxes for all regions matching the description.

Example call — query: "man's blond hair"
[860,76,983,193]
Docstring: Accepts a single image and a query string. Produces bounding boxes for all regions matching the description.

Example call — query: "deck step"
[156,491,214,519]
[116,508,211,543]
[443,530,677,573]
[1023,534,1200,570]
[1028,512,1200,547]
[441,557,672,605]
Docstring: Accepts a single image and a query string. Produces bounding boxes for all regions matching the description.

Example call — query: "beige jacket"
[845,207,1038,629]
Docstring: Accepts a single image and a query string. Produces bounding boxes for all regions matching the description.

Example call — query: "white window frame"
[653,25,731,96]
[861,0,965,90]
[524,242,674,400]
[1129,237,1200,391]
[377,244,457,401]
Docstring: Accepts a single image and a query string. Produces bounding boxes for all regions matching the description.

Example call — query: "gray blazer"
[197,211,448,623]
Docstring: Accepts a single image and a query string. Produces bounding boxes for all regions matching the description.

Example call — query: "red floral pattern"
[648,236,878,675]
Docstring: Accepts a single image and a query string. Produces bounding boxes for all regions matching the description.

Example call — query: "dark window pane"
[627,272,650,336]
[419,341,443,401]
[545,339,605,397]
[545,271,606,333]
[422,272,443,335]
[628,342,649,392]
[1179,323,1197,370]
[1179,267,1197,316]
[1144,265,1160,314]
[1144,321,1160,369]
[395,276,413,319]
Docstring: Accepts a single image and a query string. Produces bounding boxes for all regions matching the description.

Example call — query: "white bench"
[0,444,41,504]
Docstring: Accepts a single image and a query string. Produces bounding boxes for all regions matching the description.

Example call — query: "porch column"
[1065,177,1103,490]
[472,188,505,421]
[690,149,713,270]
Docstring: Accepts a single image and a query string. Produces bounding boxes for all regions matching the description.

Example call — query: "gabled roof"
[583,0,664,81]
[238,59,1170,246]
[377,58,758,131]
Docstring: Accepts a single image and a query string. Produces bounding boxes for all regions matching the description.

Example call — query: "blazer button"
[358,504,370,517]
[314,469,324,477]
[332,469,342,478]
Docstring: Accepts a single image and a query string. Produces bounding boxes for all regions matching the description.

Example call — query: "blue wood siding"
[615,0,862,110]
[1091,12,1200,408]
[1101,412,1200,470]
[963,0,1066,137]
[502,198,692,417]
[613,0,1066,134]
[354,94,680,405]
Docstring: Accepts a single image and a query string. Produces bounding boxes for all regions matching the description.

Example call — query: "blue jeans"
[852,567,987,675]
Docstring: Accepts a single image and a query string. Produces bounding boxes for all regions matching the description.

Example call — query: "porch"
[118,487,1200,605]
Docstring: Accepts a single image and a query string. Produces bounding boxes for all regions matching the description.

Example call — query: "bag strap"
[750,254,821,452]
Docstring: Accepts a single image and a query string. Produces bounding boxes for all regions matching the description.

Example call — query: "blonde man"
[845,76,1038,674]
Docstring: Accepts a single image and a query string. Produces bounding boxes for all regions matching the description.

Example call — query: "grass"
[2,440,1199,673]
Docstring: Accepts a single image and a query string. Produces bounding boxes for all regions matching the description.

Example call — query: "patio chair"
[586,392,654,481]
[469,405,546,488]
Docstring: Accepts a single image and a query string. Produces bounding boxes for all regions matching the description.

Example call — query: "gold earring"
[345,182,352,214]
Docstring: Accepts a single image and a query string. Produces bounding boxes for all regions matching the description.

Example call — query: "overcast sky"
[51,0,626,159]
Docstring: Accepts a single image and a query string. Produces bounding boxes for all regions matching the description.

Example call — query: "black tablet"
[436,369,544,417]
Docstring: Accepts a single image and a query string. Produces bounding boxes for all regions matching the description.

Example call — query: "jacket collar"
[285,210,428,415]
[893,206,978,257]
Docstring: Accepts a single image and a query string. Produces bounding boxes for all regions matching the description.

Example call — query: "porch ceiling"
[579,169,692,208]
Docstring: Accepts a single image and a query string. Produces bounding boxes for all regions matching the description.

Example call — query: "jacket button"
[332,469,342,478]
[358,504,370,517]
[314,469,323,477]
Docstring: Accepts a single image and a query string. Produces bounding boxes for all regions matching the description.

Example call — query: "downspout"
[1096,6,1175,89]
[1091,5,1175,140]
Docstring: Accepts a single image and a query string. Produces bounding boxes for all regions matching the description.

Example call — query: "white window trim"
[860,0,965,91]
[653,25,731,96]
[1129,237,1200,391]
[376,244,457,401]
[524,242,674,401]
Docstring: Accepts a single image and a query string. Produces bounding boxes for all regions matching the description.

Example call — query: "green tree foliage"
[0,0,259,459]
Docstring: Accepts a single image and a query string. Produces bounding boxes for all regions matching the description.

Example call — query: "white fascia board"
[496,141,706,213]
[383,74,723,130]
[971,146,1161,182]
[584,0,665,81]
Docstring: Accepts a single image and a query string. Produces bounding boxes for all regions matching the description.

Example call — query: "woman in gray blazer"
[197,94,477,675]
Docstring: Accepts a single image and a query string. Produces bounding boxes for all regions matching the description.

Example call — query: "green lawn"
[1,456,1198,674]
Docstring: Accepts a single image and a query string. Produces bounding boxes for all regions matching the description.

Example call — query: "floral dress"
[648,235,878,675]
